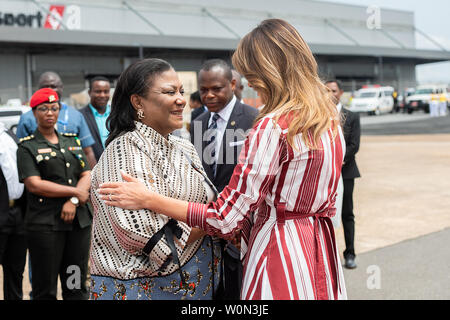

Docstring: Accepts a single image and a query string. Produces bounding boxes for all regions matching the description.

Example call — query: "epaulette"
[62,132,81,146]
[19,134,35,143]
[62,132,78,137]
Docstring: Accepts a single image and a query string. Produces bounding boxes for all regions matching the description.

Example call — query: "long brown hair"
[232,19,338,150]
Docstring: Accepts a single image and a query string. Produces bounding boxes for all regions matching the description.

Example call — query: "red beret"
[30,88,59,108]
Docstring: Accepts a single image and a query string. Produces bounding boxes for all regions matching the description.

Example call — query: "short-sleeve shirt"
[17,129,92,231]
[16,103,95,148]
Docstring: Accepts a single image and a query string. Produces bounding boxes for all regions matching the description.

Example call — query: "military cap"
[30,88,59,108]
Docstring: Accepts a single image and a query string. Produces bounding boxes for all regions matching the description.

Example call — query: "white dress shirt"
[331,101,343,228]
[208,95,237,164]
[0,122,24,200]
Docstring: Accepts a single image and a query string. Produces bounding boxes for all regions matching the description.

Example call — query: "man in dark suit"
[326,80,361,269]
[79,76,111,162]
[190,59,258,299]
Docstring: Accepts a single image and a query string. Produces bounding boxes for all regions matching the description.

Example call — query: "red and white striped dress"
[187,112,347,300]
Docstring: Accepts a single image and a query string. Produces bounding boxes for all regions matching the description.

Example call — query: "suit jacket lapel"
[85,106,102,146]
[216,101,243,177]
[342,108,351,139]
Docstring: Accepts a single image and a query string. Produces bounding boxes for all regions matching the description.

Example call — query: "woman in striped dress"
[98,19,347,300]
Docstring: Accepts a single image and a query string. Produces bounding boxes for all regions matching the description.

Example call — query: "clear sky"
[316,0,450,84]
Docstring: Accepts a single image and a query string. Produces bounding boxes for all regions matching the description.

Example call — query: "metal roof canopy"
[0,0,449,64]
[0,0,423,47]
[1,26,450,65]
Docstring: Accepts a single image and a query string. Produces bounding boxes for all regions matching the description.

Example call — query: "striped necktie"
[206,113,220,178]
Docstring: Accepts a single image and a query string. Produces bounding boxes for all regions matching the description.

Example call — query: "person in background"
[187,90,207,135]
[439,92,447,116]
[16,72,96,299]
[189,90,207,123]
[16,71,97,168]
[324,81,344,230]
[79,76,111,162]
[392,91,399,113]
[17,88,92,300]
[231,70,245,103]
[429,93,438,117]
[326,79,361,270]
[0,122,27,300]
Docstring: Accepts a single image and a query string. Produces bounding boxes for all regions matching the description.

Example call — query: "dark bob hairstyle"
[106,58,173,147]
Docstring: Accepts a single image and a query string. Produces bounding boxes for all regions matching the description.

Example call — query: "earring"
[137,108,145,120]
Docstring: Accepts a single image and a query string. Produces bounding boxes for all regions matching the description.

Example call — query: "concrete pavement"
[339,227,450,300]
[360,111,450,135]
[332,129,450,300]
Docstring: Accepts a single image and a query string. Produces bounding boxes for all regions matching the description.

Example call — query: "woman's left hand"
[97,170,153,210]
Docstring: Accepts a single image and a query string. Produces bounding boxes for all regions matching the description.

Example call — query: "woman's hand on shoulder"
[97,170,154,211]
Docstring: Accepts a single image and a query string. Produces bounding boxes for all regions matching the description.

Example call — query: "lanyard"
[57,104,69,131]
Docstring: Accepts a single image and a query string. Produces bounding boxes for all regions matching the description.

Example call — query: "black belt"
[143,219,181,255]
[143,219,186,286]
[143,219,220,298]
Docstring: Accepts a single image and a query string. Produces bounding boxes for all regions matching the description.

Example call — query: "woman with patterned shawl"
[88,58,221,300]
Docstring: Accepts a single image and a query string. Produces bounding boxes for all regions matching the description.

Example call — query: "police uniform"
[17,129,92,300]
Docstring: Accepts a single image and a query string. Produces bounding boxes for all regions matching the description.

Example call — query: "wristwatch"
[70,196,80,206]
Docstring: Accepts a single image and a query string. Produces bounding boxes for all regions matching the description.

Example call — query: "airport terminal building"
[1,0,450,106]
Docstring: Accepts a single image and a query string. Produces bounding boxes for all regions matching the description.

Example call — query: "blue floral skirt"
[89,237,221,300]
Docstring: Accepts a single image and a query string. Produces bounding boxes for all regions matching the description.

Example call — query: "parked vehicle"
[0,102,31,134]
[349,85,394,115]
[397,88,415,113]
[405,84,449,114]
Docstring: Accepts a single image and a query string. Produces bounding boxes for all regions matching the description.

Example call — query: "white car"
[349,86,394,115]
[0,105,31,134]
[405,84,449,114]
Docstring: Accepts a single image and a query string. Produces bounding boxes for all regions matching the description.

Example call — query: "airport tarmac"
[334,112,450,299]
[334,132,450,299]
